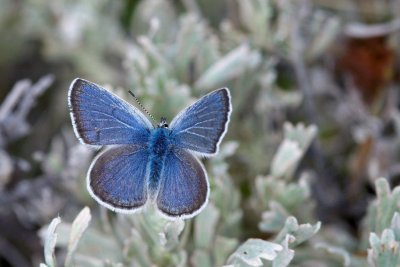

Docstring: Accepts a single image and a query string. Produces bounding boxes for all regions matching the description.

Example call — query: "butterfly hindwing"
[68,78,152,146]
[88,145,149,212]
[156,148,209,219]
[170,88,231,156]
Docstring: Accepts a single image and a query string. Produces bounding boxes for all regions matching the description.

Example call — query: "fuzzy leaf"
[195,203,220,249]
[272,235,295,267]
[159,218,185,248]
[270,123,317,179]
[174,14,219,81]
[274,216,321,247]
[195,44,261,90]
[65,207,92,267]
[283,123,317,152]
[259,202,290,233]
[253,174,313,217]
[270,139,302,178]
[214,236,239,267]
[368,229,400,267]
[314,242,351,266]
[124,228,152,266]
[237,0,272,47]
[192,250,212,267]
[228,238,282,266]
[43,216,61,267]
[366,178,400,236]
[391,212,400,241]
[42,221,123,262]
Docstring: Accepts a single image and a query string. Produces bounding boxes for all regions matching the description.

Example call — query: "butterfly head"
[157,117,169,128]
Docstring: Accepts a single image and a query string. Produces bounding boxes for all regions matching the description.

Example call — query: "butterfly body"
[147,126,173,195]
[68,78,232,219]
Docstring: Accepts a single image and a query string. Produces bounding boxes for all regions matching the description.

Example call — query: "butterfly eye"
[163,123,169,128]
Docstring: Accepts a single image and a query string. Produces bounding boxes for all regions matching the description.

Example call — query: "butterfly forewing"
[88,145,149,212]
[68,78,153,146]
[170,88,231,156]
[156,148,209,219]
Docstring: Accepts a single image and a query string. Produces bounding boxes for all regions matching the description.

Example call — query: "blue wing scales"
[68,78,152,146]
[88,145,149,211]
[156,149,209,218]
[170,88,231,156]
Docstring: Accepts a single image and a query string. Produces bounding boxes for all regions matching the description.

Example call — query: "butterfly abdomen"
[147,128,173,196]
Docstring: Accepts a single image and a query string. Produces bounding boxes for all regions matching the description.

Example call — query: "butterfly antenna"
[128,90,157,124]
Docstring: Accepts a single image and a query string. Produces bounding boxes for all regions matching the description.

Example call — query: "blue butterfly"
[68,79,232,219]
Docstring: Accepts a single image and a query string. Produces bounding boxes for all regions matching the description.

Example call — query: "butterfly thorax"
[147,127,174,196]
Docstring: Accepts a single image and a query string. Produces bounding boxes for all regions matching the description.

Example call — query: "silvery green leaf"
[277,174,311,210]
[272,0,293,46]
[130,206,169,242]
[211,172,242,236]
[274,216,321,247]
[192,250,212,267]
[195,44,261,90]
[124,228,152,266]
[252,174,313,219]
[131,0,177,43]
[227,238,282,266]
[42,136,65,176]
[174,14,220,81]
[365,178,400,236]
[270,123,317,181]
[215,141,239,159]
[376,178,400,232]
[214,236,239,267]
[121,209,187,266]
[314,242,351,266]
[270,139,302,179]
[159,218,185,248]
[175,251,188,267]
[283,123,318,152]
[256,84,303,112]
[368,229,400,267]
[195,203,220,249]
[103,261,124,267]
[254,173,312,215]
[292,220,321,246]
[210,141,239,177]
[272,235,295,267]
[237,0,272,48]
[376,177,391,199]
[65,207,92,267]
[212,174,241,214]
[43,216,61,267]
[72,254,103,267]
[391,212,400,240]
[220,210,243,238]
[259,201,290,232]
[137,36,171,70]
[137,206,185,248]
[40,219,123,262]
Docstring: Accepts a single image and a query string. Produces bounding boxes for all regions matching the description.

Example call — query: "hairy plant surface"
[0,0,400,266]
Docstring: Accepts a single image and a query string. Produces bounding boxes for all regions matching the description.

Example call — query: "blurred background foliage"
[1,0,400,266]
